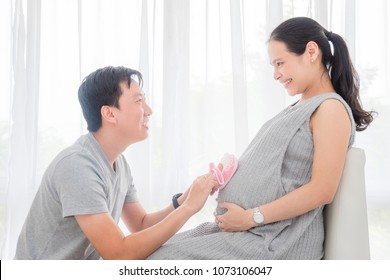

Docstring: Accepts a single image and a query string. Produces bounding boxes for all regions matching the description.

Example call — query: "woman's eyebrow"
[270,58,282,65]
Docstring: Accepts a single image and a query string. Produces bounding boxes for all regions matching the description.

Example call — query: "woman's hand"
[214,202,254,232]
[181,172,219,214]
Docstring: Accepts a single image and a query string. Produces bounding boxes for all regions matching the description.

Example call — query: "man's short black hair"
[78,66,143,132]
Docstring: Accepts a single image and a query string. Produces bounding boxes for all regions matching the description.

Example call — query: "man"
[15,66,218,259]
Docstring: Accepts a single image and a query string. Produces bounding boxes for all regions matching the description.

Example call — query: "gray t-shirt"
[14,133,138,259]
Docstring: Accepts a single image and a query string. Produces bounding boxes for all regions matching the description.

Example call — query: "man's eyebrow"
[133,92,146,99]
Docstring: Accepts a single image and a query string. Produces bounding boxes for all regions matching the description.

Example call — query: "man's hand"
[182,172,219,213]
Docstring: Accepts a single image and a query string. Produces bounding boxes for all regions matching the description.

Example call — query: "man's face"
[112,80,152,145]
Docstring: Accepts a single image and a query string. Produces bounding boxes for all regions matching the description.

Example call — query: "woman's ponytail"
[327,32,375,131]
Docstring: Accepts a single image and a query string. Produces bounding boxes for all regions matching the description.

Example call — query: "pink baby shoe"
[209,153,238,190]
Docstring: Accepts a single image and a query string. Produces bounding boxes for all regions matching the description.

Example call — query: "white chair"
[323,147,371,259]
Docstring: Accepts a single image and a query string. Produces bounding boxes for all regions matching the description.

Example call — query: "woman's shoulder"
[315,94,353,118]
[317,97,348,111]
[311,96,353,142]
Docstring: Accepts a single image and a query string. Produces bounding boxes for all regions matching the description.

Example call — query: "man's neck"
[91,130,125,169]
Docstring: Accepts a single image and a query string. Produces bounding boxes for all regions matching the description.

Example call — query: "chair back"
[323,147,370,259]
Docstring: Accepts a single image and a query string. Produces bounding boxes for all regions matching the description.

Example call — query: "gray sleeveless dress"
[147,93,356,260]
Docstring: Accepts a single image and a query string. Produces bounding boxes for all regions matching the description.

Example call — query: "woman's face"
[268,40,313,97]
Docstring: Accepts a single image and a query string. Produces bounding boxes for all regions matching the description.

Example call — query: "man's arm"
[121,188,189,233]
[75,204,193,259]
[75,172,217,259]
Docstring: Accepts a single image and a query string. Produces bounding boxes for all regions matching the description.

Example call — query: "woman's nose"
[273,67,281,80]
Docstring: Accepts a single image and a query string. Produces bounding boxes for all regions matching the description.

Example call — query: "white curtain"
[0,0,389,259]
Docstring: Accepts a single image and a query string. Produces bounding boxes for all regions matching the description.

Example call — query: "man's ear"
[306,41,320,63]
[101,105,117,124]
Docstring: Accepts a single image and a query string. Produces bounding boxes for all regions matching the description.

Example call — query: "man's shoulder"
[47,135,98,174]
[54,134,86,158]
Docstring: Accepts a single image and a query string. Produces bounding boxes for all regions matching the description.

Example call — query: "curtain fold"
[345,0,356,61]
[314,0,328,28]
[229,0,249,155]
[4,0,41,259]
[161,0,191,197]
[386,0,390,97]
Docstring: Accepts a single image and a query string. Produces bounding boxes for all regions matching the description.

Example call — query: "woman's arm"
[217,99,352,231]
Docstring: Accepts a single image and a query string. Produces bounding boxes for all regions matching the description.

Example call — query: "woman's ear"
[101,105,117,125]
[306,41,320,63]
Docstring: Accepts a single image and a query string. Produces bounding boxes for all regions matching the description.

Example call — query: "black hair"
[78,66,143,132]
[269,17,375,131]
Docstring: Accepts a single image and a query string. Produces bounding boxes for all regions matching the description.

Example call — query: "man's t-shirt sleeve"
[54,155,109,218]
